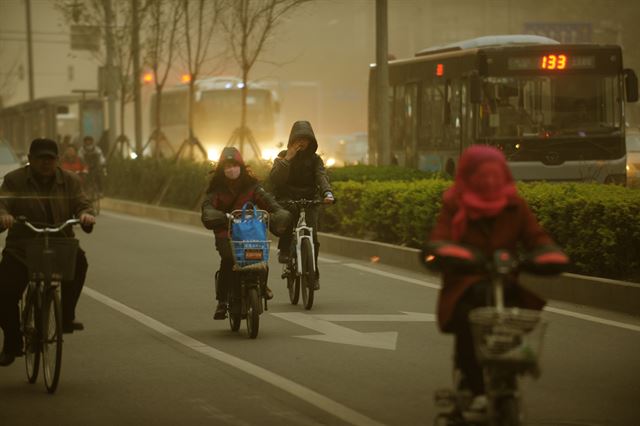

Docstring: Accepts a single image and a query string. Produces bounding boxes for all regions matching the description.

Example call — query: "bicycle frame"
[19,217,81,393]
[292,208,316,276]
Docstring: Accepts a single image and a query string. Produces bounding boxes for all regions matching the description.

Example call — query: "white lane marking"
[317,256,341,264]
[272,312,398,350]
[543,306,640,332]
[312,312,436,322]
[343,263,441,290]
[101,210,640,333]
[82,287,384,426]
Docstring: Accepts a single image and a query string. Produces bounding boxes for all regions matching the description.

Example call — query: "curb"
[101,198,640,317]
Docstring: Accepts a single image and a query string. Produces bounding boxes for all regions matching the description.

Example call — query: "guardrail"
[102,198,640,317]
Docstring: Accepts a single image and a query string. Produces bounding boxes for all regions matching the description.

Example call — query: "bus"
[150,76,280,161]
[369,35,639,183]
[0,95,104,157]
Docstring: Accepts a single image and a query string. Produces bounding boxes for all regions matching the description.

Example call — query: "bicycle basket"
[230,239,270,270]
[24,238,79,281]
[469,307,546,367]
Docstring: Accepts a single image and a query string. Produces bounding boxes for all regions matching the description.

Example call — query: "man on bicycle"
[0,138,95,366]
[268,121,334,289]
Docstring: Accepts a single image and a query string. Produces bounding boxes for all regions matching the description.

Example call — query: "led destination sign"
[507,54,595,71]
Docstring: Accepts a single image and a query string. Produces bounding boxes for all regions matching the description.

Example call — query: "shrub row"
[105,160,640,280]
[327,165,437,182]
[319,180,640,280]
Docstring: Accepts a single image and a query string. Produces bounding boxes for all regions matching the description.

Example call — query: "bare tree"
[56,0,151,158]
[142,0,183,158]
[221,0,310,159]
[0,53,19,108]
[175,0,224,161]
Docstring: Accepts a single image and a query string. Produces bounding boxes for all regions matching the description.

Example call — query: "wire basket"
[469,307,546,367]
[24,238,79,281]
[230,239,270,270]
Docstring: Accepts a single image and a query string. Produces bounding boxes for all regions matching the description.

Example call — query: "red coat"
[429,195,551,332]
[207,182,279,239]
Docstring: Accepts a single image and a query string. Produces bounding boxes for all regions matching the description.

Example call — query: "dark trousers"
[277,204,320,270]
[0,250,88,353]
[215,238,235,302]
[450,281,517,395]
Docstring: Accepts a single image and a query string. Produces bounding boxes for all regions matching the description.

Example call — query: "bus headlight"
[207,147,220,162]
[261,148,279,161]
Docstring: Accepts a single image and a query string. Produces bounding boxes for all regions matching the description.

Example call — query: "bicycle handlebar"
[17,217,82,234]
[281,199,326,207]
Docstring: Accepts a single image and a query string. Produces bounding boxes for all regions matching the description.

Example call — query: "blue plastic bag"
[231,202,269,267]
[232,202,267,242]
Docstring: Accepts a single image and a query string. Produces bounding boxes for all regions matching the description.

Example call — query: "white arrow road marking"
[271,312,436,350]
[314,311,436,322]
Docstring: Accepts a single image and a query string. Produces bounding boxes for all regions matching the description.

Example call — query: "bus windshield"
[479,74,622,138]
[199,89,273,129]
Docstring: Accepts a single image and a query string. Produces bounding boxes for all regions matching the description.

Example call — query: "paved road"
[1,211,639,425]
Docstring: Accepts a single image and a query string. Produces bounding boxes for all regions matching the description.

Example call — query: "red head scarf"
[443,145,518,241]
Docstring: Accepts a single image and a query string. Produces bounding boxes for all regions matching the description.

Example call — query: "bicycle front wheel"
[300,239,315,310]
[246,288,260,339]
[41,286,63,394]
[287,270,300,305]
[23,287,40,384]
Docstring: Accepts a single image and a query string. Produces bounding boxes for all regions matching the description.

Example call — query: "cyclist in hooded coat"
[268,121,334,289]
[201,147,290,320]
[427,145,568,414]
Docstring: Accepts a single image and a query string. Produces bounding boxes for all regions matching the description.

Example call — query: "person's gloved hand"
[323,192,335,204]
[270,209,292,236]
[0,214,15,230]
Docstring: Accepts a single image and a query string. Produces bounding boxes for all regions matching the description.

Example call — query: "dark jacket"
[0,166,94,262]
[429,195,551,333]
[268,121,332,200]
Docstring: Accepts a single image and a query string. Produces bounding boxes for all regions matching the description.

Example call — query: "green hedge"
[327,165,437,182]
[105,159,640,280]
[320,180,640,280]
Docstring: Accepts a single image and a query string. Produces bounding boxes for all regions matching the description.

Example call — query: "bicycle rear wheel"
[300,239,315,310]
[23,287,40,384]
[496,396,521,426]
[41,286,63,394]
[229,301,241,332]
[246,288,260,339]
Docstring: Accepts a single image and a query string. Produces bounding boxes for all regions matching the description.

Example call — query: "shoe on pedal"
[265,286,274,300]
[213,302,227,320]
[278,251,290,264]
[0,351,16,367]
[313,271,320,290]
[463,394,488,422]
[63,321,84,334]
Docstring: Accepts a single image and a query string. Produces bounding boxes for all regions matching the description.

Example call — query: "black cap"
[29,138,58,158]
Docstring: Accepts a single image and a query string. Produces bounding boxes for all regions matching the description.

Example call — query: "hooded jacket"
[201,147,288,238]
[268,121,332,200]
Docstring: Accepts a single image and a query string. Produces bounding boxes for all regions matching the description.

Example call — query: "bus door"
[81,99,104,142]
[404,83,419,167]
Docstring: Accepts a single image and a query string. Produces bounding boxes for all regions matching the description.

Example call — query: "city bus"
[368,35,639,183]
[0,95,104,156]
[150,77,280,161]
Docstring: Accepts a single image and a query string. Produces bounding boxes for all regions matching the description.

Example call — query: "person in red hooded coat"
[428,145,568,412]
[201,147,290,319]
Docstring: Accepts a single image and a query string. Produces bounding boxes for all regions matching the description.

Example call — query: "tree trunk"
[240,68,248,156]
